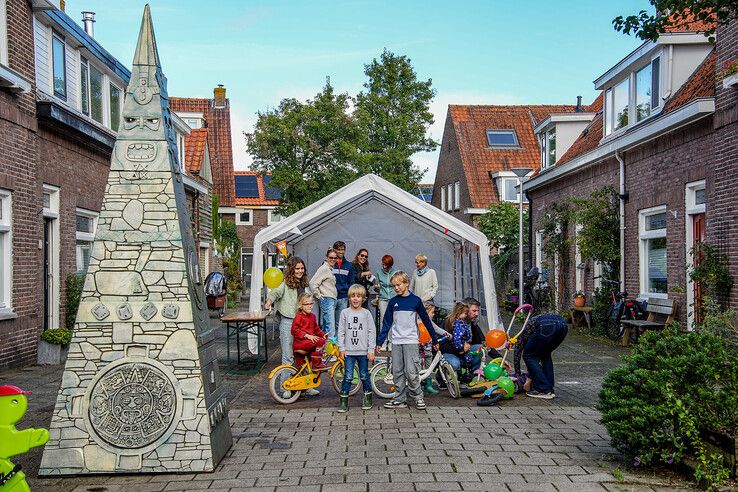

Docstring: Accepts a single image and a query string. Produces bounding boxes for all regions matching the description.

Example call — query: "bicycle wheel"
[438,360,459,399]
[330,360,361,396]
[268,366,301,404]
[604,306,623,340]
[369,361,396,399]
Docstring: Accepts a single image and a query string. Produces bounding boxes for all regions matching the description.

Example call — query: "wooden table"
[569,306,593,331]
[221,311,269,374]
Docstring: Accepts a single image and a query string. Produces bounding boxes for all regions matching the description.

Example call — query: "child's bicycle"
[268,338,361,404]
[370,335,459,399]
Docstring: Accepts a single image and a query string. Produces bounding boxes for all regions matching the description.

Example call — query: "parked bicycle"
[508,267,552,314]
[601,279,646,341]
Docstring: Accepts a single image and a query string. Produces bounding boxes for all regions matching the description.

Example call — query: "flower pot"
[574,296,586,308]
[37,339,69,365]
[509,295,519,304]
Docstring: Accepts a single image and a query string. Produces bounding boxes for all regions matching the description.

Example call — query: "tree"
[355,49,437,192]
[570,187,620,273]
[478,202,529,284]
[613,1,738,42]
[246,81,360,215]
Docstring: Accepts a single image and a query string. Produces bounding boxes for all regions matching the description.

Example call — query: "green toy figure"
[0,385,49,491]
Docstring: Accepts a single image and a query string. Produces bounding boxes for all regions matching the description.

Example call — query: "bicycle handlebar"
[512,304,534,316]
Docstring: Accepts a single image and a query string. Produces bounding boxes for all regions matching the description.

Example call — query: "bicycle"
[268,338,360,404]
[601,279,646,341]
[370,335,459,399]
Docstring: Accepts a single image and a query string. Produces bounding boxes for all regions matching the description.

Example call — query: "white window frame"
[639,205,668,299]
[0,1,8,67]
[235,209,253,226]
[534,230,543,272]
[498,177,529,203]
[43,184,61,329]
[685,180,706,330]
[75,51,123,131]
[593,262,603,292]
[604,53,662,137]
[51,30,67,100]
[0,189,12,313]
[177,131,186,173]
[485,129,519,147]
[539,128,557,169]
[446,184,453,211]
[454,181,460,211]
[267,209,284,225]
[109,81,122,132]
[75,208,98,274]
[440,186,446,211]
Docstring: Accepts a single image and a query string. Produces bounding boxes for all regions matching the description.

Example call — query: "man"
[331,241,354,327]
[440,297,501,374]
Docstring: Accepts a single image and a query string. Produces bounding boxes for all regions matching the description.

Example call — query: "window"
[440,186,446,211]
[0,190,11,311]
[80,57,90,116]
[604,57,661,136]
[177,132,185,172]
[268,210,283,225]
[235,210,252,226]
[447,184,453,210]
[51,32,67,99]
[109,83,122,131]
[454,181,460,210]
[499,177,528,203]
[604,88,613,136]
[635,64,652,122]
[187,118,200,129]
[613,78,629,131]
[639,206,668,297]
[75,209,97,273]
[651,57,660,110]
[89,64,104,124]
[241,247,253,286]
[486,130,519,147]
[0,1,7,66]
[540,128,557,168]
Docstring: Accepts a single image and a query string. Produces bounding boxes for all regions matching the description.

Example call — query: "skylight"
[486,129,519,147]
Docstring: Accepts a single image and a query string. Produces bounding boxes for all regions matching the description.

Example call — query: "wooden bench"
[620,297,677,346]
[569,306,593,331]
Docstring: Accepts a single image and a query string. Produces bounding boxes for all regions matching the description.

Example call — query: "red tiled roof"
[233,171,279,207]
[184,128,208,175]
[662,10,716,34]
[448,104,577,208]
[171,97,236,206]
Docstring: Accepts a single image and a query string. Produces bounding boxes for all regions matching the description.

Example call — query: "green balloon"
[497,377,515,398]
[484,363,503,381]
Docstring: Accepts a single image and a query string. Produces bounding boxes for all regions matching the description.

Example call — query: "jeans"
[341,355,371,395]
[443,344,483,372]
[391,343,422,403]
[320,297,337,338]
[523,317,568,393]
[378,299,392,345]
[278,315,294,365]
[334,297,348,327]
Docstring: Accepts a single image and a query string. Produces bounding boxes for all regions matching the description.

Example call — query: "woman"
[350,248,374,308]
[375,255,397,329]
[308,248,339,338]
[409,254,438,302]
[264,256,309,366]
[513,313,568,400]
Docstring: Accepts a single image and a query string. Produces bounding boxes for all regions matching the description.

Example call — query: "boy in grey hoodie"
[337,284,376,412]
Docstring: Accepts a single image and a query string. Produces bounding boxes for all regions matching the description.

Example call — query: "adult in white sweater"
[409,254,438,302]
[309,248,339,337]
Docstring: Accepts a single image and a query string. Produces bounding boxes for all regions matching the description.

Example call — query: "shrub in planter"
[38,328,72,365]
[40,328,72,345]
[597,324,738,487]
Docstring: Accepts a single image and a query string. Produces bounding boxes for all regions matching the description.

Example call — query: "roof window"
[486,129,519,147]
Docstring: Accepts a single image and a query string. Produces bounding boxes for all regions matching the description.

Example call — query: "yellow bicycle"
[268,338,360,404]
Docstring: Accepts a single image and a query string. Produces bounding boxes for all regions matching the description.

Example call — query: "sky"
[65,0,650,182]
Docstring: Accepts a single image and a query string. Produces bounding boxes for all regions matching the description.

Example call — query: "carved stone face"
[117,96,164,142]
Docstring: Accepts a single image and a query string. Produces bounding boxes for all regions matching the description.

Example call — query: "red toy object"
[485,329,507,349]
[418,321,432,345]
[0,386,31,397]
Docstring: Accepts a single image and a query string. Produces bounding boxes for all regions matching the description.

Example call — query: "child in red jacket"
[291,292,328,370]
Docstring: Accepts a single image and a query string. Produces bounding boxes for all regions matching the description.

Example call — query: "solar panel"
[234,175,259,198]
[416,185,433,202]
[262,175,282,200]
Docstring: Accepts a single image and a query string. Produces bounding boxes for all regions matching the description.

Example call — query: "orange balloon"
[485,329,507,349]
[418,322,432,345]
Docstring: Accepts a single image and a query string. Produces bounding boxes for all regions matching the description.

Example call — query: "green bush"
[591,286,611,336]
[65,273,85,330]
[597,324,738,487]
[40,328,72,346]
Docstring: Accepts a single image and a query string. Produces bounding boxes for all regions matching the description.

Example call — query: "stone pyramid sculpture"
[40,5,232,475]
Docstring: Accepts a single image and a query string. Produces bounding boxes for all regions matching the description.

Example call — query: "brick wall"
[712,20,738,310]
[432,113,474,225]
[236,210,269,250]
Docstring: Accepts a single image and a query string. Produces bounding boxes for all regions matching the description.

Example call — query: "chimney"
[575,95,584,112]
[213,84,226,109]
[81,11,95,38]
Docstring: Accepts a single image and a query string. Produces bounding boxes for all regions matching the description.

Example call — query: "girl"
[350,248,374,309]
[291,292,328,377]
[447,302,477,375]
[264,256,308,366]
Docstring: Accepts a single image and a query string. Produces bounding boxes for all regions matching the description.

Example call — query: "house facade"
[524,23,725,328]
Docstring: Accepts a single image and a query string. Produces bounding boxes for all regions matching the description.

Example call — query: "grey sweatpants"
[391,343,422,403]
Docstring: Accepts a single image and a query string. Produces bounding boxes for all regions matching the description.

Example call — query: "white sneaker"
[305,388,320,396]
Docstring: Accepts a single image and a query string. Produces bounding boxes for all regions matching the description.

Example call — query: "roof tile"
[184,128,207,175]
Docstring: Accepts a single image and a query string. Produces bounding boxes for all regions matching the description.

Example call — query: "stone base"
[37,340,69,365]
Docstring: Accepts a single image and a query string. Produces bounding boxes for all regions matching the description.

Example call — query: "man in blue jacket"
[332,241,354,325]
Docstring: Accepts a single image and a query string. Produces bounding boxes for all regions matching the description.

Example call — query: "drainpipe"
[526,191,533,274]
[615,151,626,291]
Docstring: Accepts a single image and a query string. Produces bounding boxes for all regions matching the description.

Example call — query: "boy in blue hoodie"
[332,241,354,325]
[376,271,439,410]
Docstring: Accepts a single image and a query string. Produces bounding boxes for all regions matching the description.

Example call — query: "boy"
[337,284,376,412]
[376,271,439,410]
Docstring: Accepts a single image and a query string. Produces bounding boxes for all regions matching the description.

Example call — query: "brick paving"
[0,317,700,491]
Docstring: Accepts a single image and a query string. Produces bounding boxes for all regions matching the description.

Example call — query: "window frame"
[267,209,284,225]
[109,81,122,132]
[498,176,528,203]
[447,184,453,210]
[79,56,90,116]
[454,181,460,211]
[235,209,253,226]
[0,1,7,67]
[0,189,12,312]
[75,208,98,274]
[604,54,662,137]
[485,129,519,148]
[440,185,446,211]
[639,205,668,298]
[51,30,67,100]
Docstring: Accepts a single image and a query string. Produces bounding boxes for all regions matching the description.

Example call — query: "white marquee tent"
[248,174,501,350]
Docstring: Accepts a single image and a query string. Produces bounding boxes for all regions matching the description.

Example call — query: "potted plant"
[37,328,72,365]
[573,290,586,308]
[721,52,738,89]
[506,288,519,305]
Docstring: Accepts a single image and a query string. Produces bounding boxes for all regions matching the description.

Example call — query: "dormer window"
[486,129,519,147]
[539,127,556,169]
[604,56,661,136]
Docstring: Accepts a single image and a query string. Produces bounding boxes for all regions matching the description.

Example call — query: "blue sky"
[65,0,650,181]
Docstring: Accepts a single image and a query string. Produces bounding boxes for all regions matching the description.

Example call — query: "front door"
[692,213,706,324]
[43,218,52,330]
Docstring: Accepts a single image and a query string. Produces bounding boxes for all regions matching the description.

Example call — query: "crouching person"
[337,284,376,412]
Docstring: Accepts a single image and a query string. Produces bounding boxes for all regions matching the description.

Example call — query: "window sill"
[723,73,738,90]
[0,310,18,321]
[0,64,32,94]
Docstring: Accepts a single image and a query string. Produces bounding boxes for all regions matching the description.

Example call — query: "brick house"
[431,103,588,227]
[523,24,722,328]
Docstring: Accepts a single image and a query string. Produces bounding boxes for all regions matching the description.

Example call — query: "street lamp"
[511,167,532,307]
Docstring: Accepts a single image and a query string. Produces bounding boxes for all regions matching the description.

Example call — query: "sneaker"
[415,398,427,410]
[305,388,320,396]
[383,400,407,409]
[526,390,555,400]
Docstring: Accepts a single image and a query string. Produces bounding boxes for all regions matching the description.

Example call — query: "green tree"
[246,81,360,215]
[570,186,620,272]
[355,49,437,192]
[613,1,738,42]
[478,202,529,283]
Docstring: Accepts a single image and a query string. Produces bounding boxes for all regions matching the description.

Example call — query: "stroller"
[204,271,227,317]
